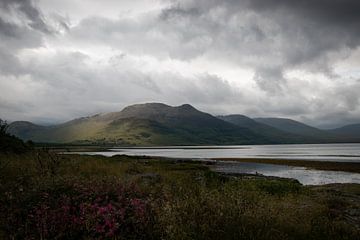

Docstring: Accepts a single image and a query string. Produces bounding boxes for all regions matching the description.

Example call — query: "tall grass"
[0,151,358,239]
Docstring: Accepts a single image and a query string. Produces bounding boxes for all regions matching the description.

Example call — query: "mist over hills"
[8,103,360,146]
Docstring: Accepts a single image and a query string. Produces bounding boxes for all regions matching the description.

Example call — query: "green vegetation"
[1,151,359,239]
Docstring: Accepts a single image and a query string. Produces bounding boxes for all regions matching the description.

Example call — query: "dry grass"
[0,152,359,239]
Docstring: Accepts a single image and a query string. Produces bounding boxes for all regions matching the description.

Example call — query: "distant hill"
[8,121,48,140]
[254,118,330,138]
[327,124,360,139]
[253,117,360,143]
[8,103,360,146]
[218,115,305,143]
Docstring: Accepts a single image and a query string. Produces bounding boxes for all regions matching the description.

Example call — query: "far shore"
[43,144,360,174]
[212,158,360,173]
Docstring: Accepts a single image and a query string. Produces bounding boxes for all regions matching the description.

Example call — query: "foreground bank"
[1,151,359,239]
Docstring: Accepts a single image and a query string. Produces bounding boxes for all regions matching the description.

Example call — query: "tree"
[0,119,30,153]
[0,119,9,136]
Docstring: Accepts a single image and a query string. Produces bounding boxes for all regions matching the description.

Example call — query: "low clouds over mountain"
[1,0,359,128]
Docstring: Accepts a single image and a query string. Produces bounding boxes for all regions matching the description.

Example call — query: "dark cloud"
[160,5,200,20]
[247,0,360,26]
[246,0,360,65]
[0,0,52,33]
[160,0,360,83]
[0,1,46,76]
[0,16,43,49]
[0,17,19,37]
[253,67,285,94]
[0,0,359,127]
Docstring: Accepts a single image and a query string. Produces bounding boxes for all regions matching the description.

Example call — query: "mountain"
[8,103,270,146]
[218,115,305,143]
[253,117,360,143]
[327,124,360,139]
[8,103,360,145]
[253,117,330,138]
[8,121,47,140]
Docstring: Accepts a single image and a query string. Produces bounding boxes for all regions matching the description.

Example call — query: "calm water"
[78,143,360,185]
[91,143,360,162]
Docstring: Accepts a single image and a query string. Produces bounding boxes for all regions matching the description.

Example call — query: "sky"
[0,0,360,128]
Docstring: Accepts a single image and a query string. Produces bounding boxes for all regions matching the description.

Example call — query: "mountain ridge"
[8,103,266,145]
[218,115,306,143]
[8,103,360,145]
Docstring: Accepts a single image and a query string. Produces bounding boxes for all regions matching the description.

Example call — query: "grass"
[0,151,359,239]
[214,158,360,173]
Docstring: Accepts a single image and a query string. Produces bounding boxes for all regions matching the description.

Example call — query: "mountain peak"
[122,102,170,111]
[116,102,204,121]
[178,104,196,110]
[9,121,41,128]
[119,103,200,117]
[119,103,171,116]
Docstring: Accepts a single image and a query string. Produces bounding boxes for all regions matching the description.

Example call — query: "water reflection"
[108,143,360,162]
[73,143,360,185]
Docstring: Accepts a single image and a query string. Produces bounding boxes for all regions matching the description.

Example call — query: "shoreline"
[212,158,360,173]
[64,150,360,174]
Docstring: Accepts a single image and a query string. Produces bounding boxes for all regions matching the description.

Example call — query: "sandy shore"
[212,158,360,173]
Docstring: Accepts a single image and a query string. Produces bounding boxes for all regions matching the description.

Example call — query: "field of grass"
[0,151,359,239]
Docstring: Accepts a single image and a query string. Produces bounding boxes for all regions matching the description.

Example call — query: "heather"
[0,151,359,239]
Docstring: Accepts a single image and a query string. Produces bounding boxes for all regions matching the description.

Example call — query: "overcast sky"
[1,0,360,128]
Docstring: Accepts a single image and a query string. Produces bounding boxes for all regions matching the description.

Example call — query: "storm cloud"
[0,0,359,128]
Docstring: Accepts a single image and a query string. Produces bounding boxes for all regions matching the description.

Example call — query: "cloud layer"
[0,0,360,128]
